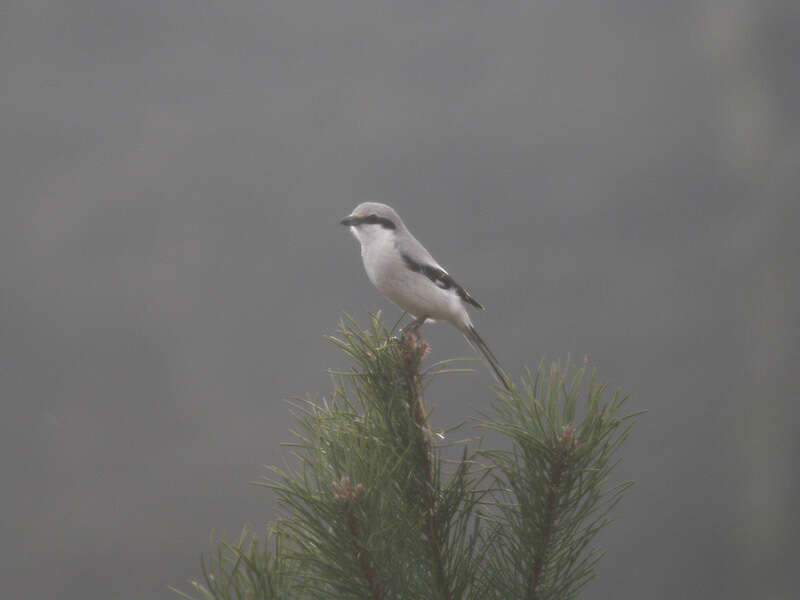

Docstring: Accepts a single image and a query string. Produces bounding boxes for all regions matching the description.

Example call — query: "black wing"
[401,253,484,310]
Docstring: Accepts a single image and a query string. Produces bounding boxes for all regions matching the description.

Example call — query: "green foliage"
[177,314,639,600]
[476,363,639,599]
[171,527,300,600]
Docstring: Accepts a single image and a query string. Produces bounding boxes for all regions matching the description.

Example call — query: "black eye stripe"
[356,215,396,229]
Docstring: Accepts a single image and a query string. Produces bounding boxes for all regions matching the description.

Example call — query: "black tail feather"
[463,326,511,390]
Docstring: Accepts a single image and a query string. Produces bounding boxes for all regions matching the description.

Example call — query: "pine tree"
[175,314,639,600]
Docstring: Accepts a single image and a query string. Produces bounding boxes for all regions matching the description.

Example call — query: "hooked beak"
[340,216,358,226]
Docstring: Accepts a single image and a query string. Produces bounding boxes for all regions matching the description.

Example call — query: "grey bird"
[340,202,511,389]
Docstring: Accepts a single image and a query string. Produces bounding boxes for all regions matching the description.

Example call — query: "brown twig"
[529,425,576,598]
[333,477,382,599]
[399,332,452,600]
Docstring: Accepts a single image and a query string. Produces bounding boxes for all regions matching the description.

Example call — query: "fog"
[1,2,798,598]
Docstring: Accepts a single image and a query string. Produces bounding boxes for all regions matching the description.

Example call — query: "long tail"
[463,325,511,390]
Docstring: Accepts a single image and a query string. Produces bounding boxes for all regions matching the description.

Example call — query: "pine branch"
[398,331,453,600]
[333,477,382,599]
[477,360,640,600]
[170,526,302,600]
[529,424,574,597]
[176,315,639,600]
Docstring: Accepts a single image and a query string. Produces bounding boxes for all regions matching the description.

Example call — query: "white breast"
[357,226,398,289]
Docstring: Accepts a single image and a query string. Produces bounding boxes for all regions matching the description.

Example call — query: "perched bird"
[340,202,510,389]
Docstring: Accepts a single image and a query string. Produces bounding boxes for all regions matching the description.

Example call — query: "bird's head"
[340,202,403,245]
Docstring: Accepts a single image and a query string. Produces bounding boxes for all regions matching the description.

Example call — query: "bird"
[340,202,511,390]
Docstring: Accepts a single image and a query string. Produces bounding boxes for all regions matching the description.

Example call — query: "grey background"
[2,1,798,598]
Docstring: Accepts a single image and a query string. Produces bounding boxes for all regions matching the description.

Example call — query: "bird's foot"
[399,316,427,340]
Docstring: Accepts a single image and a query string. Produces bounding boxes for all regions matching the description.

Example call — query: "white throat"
[351,224,396,249]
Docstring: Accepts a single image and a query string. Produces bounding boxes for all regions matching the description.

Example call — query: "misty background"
[2,2,798,598]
